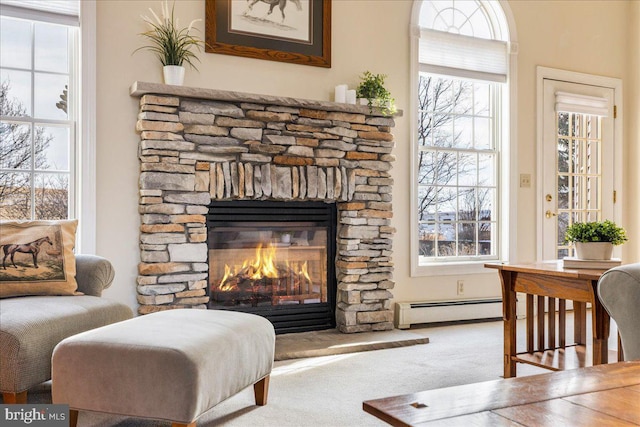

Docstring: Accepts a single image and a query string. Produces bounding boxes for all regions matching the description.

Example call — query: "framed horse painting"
[205,0,331,67]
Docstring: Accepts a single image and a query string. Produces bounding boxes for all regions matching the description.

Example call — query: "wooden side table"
[485,261,618,378]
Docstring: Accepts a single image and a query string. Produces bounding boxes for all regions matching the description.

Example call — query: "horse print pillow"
[0,219,79,297]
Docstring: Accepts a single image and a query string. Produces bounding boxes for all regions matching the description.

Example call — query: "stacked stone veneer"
[131,82,397,333]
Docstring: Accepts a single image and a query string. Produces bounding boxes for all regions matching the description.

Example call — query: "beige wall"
[626,1,640,260]
[96,0,638,312]
[509,0,633,265]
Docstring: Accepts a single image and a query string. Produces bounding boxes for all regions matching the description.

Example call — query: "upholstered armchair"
[597,263,640,361]
[0,255,133,403]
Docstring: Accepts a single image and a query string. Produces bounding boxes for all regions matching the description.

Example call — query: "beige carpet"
[275,328,429,360]
[10,314,614,426]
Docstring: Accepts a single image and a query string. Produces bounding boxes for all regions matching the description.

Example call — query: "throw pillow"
[0,219,79,297]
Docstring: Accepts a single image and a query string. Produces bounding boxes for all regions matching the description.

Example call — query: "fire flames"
[217,243,311,291]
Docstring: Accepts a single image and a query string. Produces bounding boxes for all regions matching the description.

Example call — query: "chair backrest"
[597,263,640,361]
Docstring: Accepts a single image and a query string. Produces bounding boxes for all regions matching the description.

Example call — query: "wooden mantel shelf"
[129,81,402,118]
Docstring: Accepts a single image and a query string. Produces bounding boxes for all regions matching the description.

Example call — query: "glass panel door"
[541,80,614,260]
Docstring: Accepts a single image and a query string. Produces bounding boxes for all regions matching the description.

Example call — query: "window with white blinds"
[0,0,79,221]
[555,91,610,117]
[419,28,508,83]
[0,0,78,25]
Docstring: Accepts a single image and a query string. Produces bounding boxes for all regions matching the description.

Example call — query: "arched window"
[411,0,516,275]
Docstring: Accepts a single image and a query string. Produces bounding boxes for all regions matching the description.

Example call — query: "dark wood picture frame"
[205,0,331,68]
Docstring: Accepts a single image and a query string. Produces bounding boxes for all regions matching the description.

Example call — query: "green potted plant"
[564,220,628,260]
[356,71,396,115]
[134,1,203,85]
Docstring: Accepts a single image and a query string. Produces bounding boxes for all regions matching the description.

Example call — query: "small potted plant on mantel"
[134,0,204,86]
[356,71,396,115]
[564,220,628,260]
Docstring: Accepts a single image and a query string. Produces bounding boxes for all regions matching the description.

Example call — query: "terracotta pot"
[575,242,614,260]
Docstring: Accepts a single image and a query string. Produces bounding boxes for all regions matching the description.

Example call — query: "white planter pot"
[163,65,185,86]
[575,242,614,260]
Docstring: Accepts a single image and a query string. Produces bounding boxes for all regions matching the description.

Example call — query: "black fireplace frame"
[207,200,337,334]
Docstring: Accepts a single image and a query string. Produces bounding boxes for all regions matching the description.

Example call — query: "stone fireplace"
[130,82,397,333]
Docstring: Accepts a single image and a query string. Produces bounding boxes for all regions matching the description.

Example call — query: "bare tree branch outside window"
[417,74,497,260]
[0,80,69,220]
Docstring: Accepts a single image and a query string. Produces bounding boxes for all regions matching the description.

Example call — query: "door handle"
[545,210,557,219]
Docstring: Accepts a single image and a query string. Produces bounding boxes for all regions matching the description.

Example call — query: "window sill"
[412,260,501,277]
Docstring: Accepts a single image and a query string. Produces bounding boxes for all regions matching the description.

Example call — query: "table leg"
[574,301,587,345]
[500,270,517,378]
[591,291,610,365]
[559,299,566,347]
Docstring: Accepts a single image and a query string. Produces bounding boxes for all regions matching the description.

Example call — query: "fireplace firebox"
[207,201,337,333]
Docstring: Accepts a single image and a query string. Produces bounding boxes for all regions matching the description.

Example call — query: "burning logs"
[229,264,300,292]
[213,260,319,306]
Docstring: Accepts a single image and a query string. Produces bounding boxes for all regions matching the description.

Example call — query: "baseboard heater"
[395,298,503,329]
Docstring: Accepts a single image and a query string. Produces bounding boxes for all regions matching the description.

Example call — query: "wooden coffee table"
[363,361,640,426]
[485,261,618,378]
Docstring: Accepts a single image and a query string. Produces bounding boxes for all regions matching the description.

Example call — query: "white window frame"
[416,71,502,260]
[1,11,77,221]
[0,1,96,253]
[410,0,518,276]
[78,0,96,253]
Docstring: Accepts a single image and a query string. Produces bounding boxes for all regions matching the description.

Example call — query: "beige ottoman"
[52,309,275,427]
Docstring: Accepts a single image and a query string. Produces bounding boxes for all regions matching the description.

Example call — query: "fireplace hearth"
[131,82,397,333]
[208,201,336,333]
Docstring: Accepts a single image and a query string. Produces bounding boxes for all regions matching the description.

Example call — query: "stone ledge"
[130,81,403,119]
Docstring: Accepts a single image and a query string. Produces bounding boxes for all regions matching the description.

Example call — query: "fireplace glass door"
[210,224,327,306]
[207,201,336,333]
